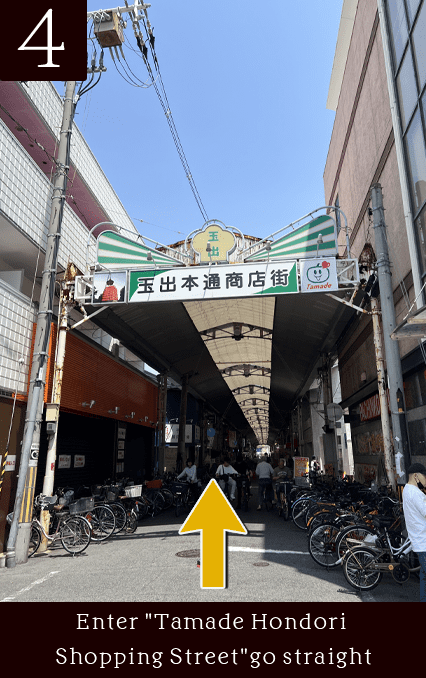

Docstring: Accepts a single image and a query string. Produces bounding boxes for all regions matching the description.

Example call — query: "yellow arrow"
[179,479,247,589]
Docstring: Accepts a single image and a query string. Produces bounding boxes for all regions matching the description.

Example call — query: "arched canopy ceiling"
[77,285,357,445]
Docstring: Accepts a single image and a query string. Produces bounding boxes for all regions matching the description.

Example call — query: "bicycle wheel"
[308,522,341,568]
[336,525,377,561]
[343,546,383,591]
[86,505,116,541]
[136,498,149,519]
[124,509,138,533]
[292,497,311,530]
[307,510,336,534]
[29,524,42,557]
[109,502,127,533]
[60,516,91,554]
[159,488,174,510]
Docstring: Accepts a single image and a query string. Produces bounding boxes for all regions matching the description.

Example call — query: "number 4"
[18,9,64,67]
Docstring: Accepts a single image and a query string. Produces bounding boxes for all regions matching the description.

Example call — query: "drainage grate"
[176,549,200,558]
[252,561,269,567]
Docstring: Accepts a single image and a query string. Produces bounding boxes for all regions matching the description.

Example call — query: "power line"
[92,4,209,222]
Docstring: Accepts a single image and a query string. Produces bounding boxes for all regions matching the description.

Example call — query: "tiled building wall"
[0,119,95,273]
[21,81,136,234]
[0,279,35,394]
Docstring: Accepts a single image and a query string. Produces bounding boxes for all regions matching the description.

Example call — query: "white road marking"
[229,546,309,555]
[1,570,60,602]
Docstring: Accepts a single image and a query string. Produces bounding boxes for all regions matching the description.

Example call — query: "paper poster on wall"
[0,455,16,471]
[117,449,124,460]
[58,455,71,469]
[294,457,309,477]
[165,423,179,443]
[116,462,124,474]
[118,440,125,450]
[118,427,126,440]
[74,455,85,468]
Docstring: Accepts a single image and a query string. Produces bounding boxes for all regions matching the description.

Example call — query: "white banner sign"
[128,261,298,303]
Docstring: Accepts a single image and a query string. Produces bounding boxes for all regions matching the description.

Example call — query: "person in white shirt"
[255,456,275,510]
[177,460,198,500]
[216,457,237,501]
[402,462,426,602]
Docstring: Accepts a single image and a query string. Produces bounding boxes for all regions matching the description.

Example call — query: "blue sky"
[58,1,343,247]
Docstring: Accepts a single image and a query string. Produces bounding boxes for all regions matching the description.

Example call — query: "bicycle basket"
[125,485,142,498]
[69,496,95,514]
[105,485,120,501]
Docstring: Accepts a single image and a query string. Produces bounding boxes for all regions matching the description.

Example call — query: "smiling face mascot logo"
[307,260,331,284]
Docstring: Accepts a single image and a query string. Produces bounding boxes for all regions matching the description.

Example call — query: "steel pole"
[371,184,410,483]
[6,81,77,567]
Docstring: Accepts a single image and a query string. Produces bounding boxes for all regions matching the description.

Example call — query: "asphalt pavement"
[0,491,420,603]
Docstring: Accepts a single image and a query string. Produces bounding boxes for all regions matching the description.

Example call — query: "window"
[396,46,418,128]
[405,108,426,209]
[407,0,422,24]
[412,0,426,89]
[416,204,426,271]
[387,0,426,273]
[387,0,409,66]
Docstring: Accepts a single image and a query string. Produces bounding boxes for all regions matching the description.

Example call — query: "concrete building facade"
[324,0,426,484]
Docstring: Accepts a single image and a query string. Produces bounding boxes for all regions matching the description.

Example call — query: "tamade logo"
[306,261,331,284]
[300,257,338,293]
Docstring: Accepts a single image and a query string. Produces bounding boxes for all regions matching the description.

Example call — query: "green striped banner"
[245,215,338,262]
[97,231,184,268]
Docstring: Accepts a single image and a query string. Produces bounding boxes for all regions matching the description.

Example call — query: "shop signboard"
[128,261,298,303]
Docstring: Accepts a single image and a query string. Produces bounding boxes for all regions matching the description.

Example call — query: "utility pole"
[371,184,410,484]
[6,81,77,567]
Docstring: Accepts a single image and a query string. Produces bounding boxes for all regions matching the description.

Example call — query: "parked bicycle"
[7,494,92,557]
[342,523,420,591]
